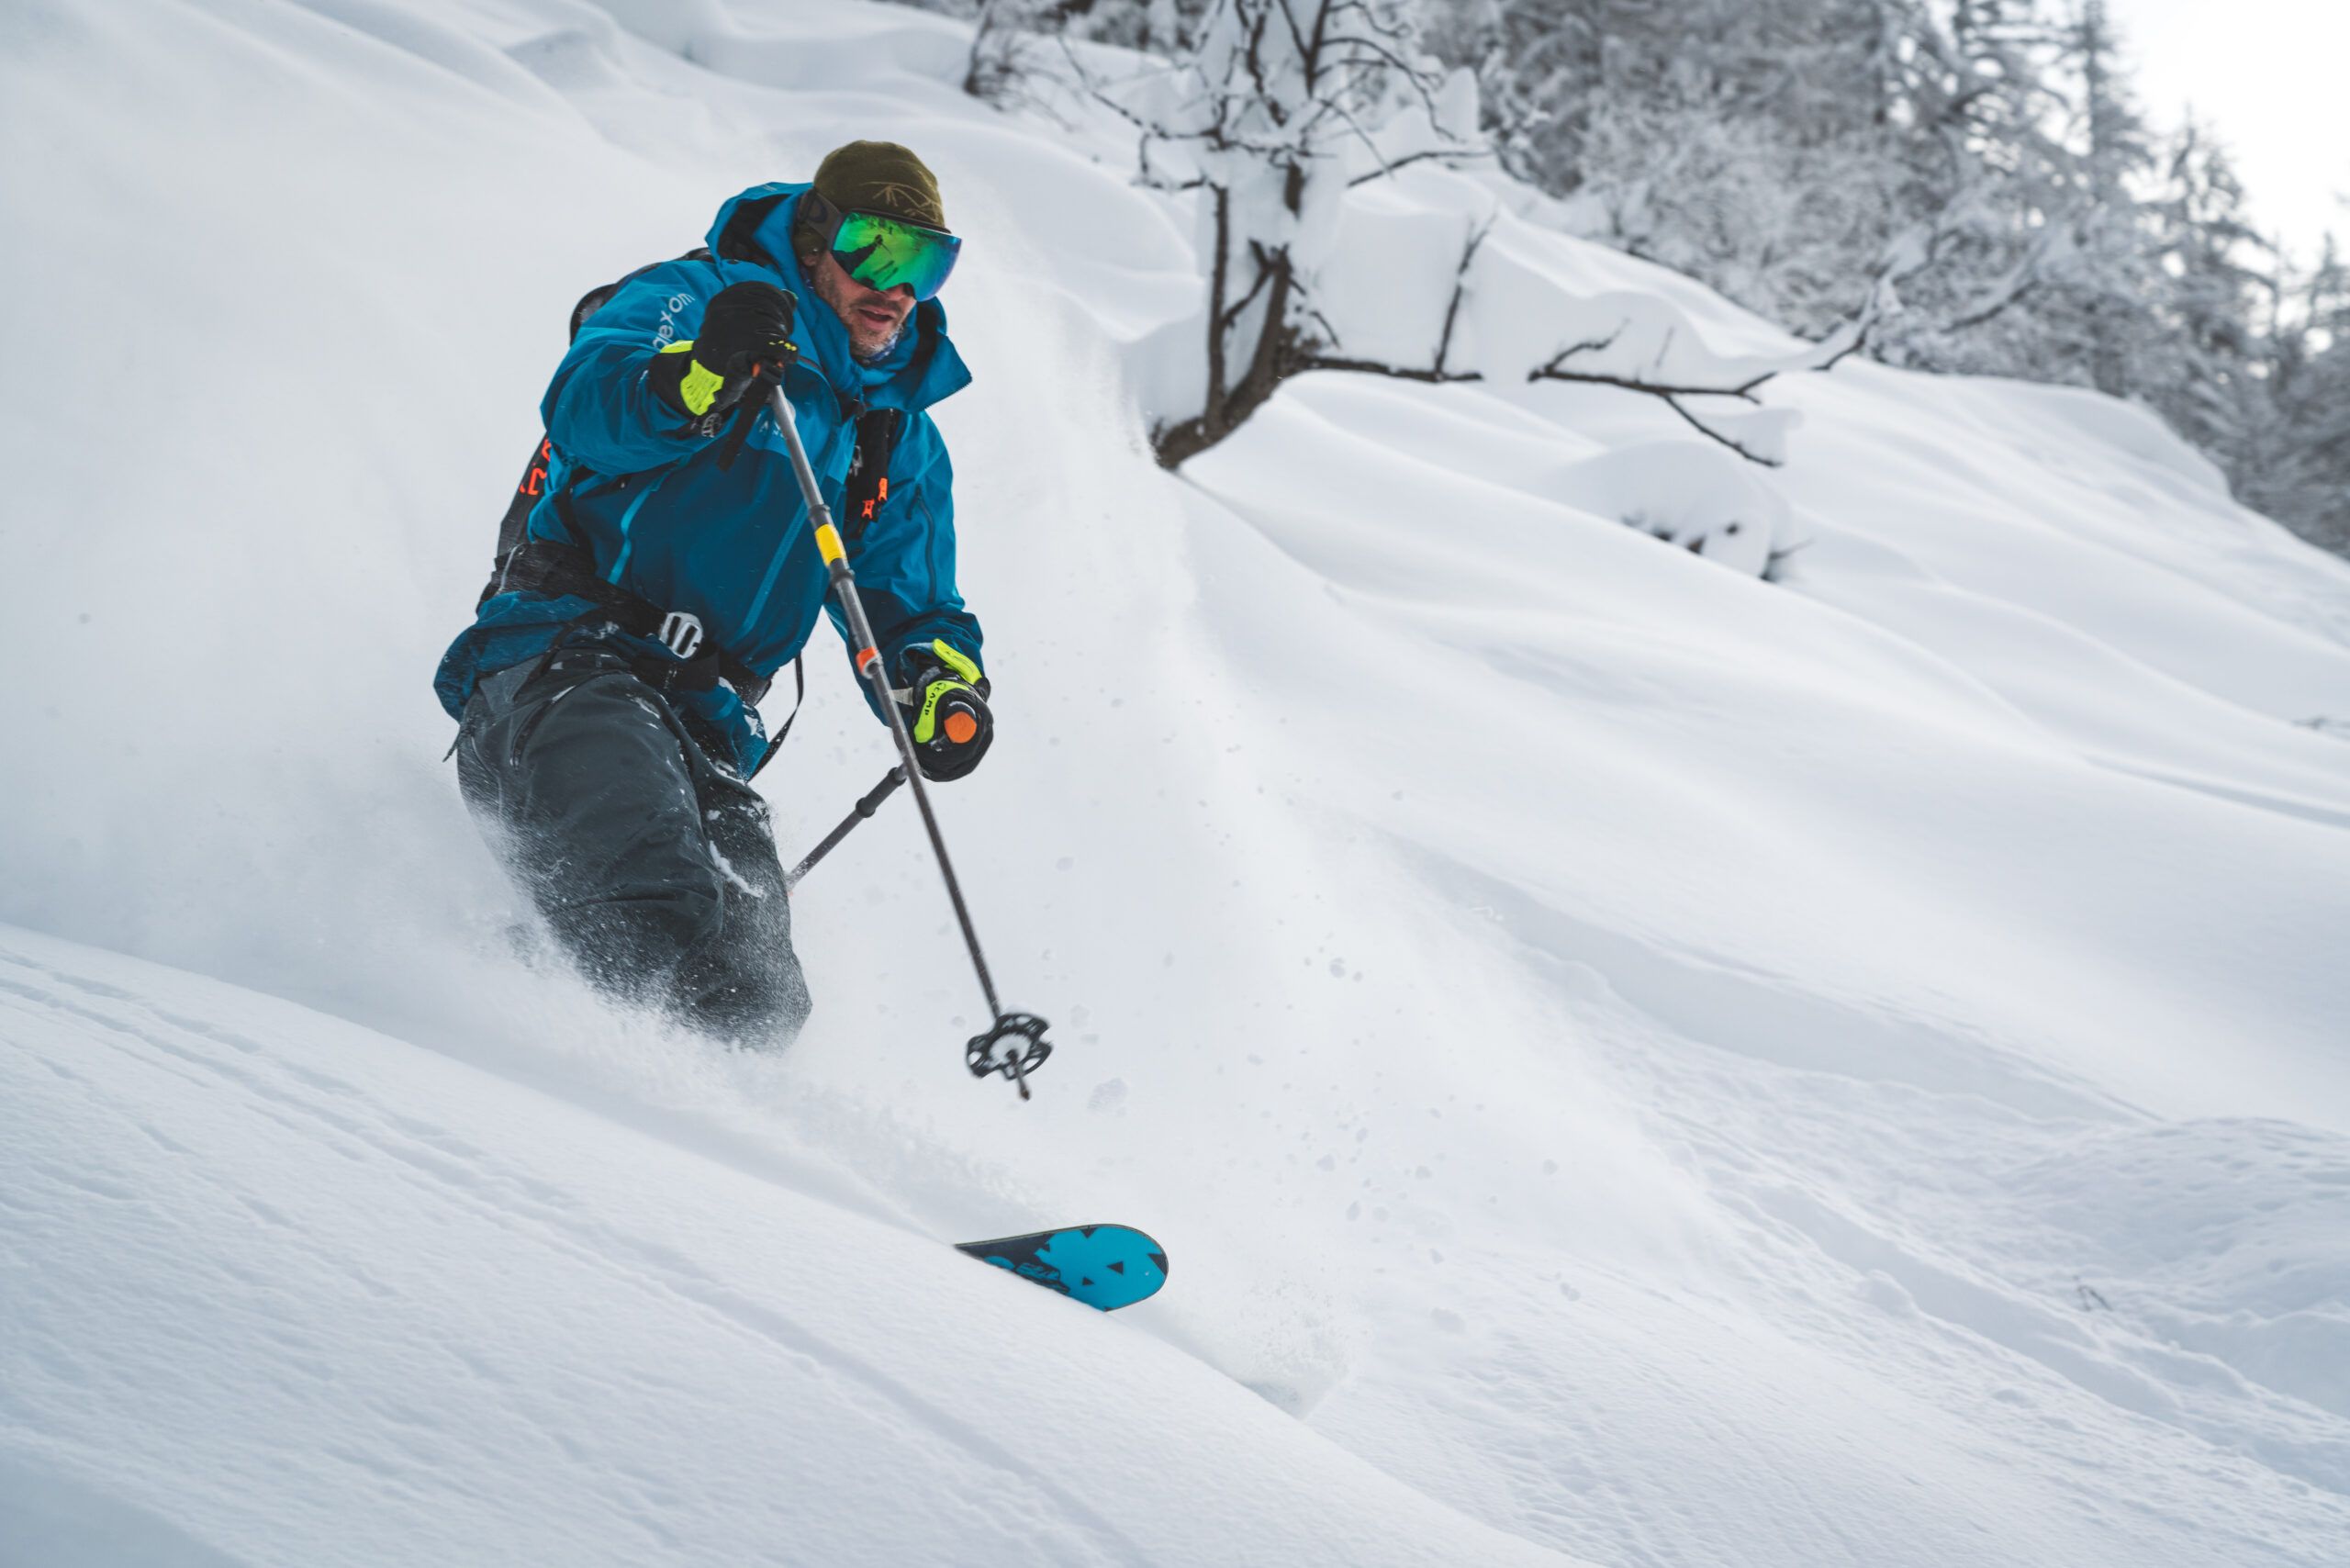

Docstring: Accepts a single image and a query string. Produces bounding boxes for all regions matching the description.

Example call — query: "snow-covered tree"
[1092,0,1477,464]
[1056,0,1209,51]
[2256,240,2350,554]
[2058,0,2154,395]
[2134,120,2272,466]
[941,0,2346,550]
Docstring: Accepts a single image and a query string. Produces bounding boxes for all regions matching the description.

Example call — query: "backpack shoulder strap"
[489,248,720,587]
[711,193,792,268]
[843,408,904,548]
[488,435,555,590]
[565,246,715,342]
[746,655,805,780]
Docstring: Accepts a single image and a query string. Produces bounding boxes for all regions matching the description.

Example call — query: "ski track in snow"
[4,1,2349,1564]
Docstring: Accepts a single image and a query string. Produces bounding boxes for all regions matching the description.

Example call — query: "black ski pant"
[455,646,810,1043]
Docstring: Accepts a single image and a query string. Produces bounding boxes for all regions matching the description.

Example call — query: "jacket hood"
[705,181,972,415]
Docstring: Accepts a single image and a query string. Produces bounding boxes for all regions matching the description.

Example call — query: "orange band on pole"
[855,645,879,672]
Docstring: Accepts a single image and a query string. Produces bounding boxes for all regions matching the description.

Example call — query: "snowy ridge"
[3,2,2348,1564]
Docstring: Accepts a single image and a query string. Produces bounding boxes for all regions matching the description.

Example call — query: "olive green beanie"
[811,140,949,232]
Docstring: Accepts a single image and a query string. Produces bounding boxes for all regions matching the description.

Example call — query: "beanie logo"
[868,180,945,227]
[815,141,947,229]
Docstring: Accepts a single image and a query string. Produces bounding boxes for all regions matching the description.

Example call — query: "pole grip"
[783,767,905,892]
[858,765,907,816]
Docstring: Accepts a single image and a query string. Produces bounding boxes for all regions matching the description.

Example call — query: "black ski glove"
[649,281,799,420]
[899,640,992,782]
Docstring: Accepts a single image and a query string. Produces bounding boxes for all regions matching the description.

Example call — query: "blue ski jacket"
[434,181,980,774]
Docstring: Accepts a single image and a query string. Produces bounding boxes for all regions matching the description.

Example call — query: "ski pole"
[785,767,905,891]
[765,383,1052,1099]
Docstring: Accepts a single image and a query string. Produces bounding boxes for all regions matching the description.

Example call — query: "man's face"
[809,244,915,360]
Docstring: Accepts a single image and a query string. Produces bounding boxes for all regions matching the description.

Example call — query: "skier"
[434,142,990,1044]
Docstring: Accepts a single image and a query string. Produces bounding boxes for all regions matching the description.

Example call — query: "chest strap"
[489,538,776,708]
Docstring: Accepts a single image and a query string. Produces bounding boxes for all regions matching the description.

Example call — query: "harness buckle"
[656,610,706,659]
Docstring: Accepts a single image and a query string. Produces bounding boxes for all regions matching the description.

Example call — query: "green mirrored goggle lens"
[831,210,961,301]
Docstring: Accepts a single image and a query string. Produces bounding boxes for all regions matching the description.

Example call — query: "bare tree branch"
[1816,330,1871,373]
[1533,360,1783,404]
[1524,321,1784,465]
[1348,145,1494,187]
[1528,360,1784,465]
[1216,252,1280,336]
[1533,329,1779,403]
[1532,330,1626,377]
[1945,273,2041,333]
[1434,215,1494,376]
[1652,393,1783,465]
[1295,354,1484,384]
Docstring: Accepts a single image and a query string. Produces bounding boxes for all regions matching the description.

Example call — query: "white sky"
[2109,0,2349,263]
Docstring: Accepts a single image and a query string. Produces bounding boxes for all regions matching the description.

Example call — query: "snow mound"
[1549,439,1795,574]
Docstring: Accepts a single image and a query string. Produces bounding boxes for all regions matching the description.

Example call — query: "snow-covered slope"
[0,923,1562,1567]
[4,2,2347,1565]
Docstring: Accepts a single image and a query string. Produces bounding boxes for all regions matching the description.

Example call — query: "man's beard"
[855,319,906,364]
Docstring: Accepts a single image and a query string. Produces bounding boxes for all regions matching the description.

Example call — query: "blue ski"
[955,1225,1169,1312]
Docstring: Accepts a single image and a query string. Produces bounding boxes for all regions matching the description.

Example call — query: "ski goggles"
[808,197,962,301]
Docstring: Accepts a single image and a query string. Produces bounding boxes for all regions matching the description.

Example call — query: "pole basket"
[968,1013,1053,1099]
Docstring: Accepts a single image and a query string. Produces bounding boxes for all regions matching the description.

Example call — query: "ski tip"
[955,1224,1169,1310]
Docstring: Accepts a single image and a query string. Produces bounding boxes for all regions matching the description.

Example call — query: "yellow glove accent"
[678,362,726,416]
[914,684,956,745]
[928,639,982,683]
[655,339,726,415]
[911,644,983,745]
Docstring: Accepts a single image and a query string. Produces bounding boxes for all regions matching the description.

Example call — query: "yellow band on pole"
[814,521,846,565]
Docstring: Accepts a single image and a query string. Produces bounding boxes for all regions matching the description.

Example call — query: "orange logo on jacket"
[519,438,552,498]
